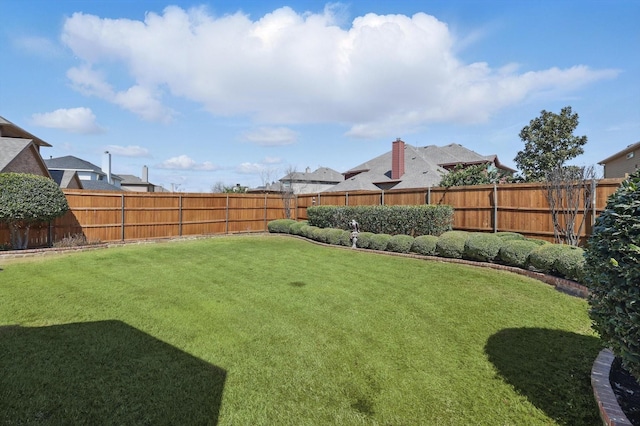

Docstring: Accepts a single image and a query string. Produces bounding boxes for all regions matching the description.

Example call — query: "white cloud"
[61,6,618,137]
[237,162,268,174]
[31,107,104,134]
[241,127,298,146]
[104,145,150,157]
[157,155,217,170]
[263,156,282,164]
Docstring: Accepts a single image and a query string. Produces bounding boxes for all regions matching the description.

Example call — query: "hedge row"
[306,205,454,237]
[268,219,586,283]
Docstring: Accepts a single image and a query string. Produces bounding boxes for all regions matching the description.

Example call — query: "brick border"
[592,349,633,426]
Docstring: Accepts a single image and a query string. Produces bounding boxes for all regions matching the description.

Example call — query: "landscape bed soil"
[611,358,640,425]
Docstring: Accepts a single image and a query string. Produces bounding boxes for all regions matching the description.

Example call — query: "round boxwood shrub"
[526,238,550,246]
[387,234,415,253]
[267,219,297,234]
[528,244,567,274]
[289,220,307,236]
[496,232,525,241]
[312,227,330,243]
[355,232,375,249]
[584,171,640,380]
[369,233,391,251]
[554,245,585,282]
[498,239,540,268]
[436,231,469,259]
[411,235,439,256]
[464,233,503,262]
[300,225,318,239]
[326,228,350,246]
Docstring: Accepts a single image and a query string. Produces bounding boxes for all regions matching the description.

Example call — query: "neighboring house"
[49,169,83,189]
[120,166,167,192]
[326,138,515,192]
[0,116,52,177]
[277,167,344,194]
[598,141,640,178]
[45,153,123,191]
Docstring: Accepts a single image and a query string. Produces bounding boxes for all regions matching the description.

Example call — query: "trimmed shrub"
[267,219,297,234]
[369,233,391,251]
[306,205,453,236]
[526,238,550,246]
[387,235,415,253]
[411,235,439,256]
[554,245,585,282]
[289,220,307,236]
[464,233,503,262]
[326,228,350,246]
[584,171,640,380]
[299,225,318,239]
[312,227,329,243]
[436,231,469,259]
[496,232,525,241]
[355,232,375,249]
[528,244,566,274]
[498,239,540,268]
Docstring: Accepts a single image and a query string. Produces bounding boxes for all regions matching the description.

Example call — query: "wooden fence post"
[178,194,183,237]
[121,193,125,241]
[346,192,349,206]
[264,193,267,230]
[381,190,385,205]
[427,186,431,204]
[493,184,498,233]
[225,194,229,234]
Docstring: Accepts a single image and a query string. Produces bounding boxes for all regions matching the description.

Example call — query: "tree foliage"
[439,163,513,187]
[514,106,587,182]
[584,171,640,381]
[0,173,69,249]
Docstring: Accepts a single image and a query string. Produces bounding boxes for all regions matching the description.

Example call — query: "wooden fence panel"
[0,178,627,248]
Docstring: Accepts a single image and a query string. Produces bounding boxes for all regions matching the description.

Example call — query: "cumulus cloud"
[241,127,298,146]
[61,5,618,137]
[12,35,63,58]
[31,107,104,134]
[157,155,217,170]
[104,145,150,157]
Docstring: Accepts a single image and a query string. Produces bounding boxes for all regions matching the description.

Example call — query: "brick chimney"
[391,138,405,179]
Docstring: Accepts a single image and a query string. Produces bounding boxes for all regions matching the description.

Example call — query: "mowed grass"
[0,236,601,425]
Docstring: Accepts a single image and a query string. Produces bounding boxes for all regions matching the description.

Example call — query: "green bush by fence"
[307,205,453,236]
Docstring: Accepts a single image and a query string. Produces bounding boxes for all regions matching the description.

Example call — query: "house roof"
[0,116,51,148]
[0,137,32,171]
[49,169,84,189]
[45,155,123,182]
[598,141,640,165]
[326,142,512,192]
[80,180,123,191]
[280,166,343,184]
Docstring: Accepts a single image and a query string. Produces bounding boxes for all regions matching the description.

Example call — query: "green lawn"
[0,236,601,425]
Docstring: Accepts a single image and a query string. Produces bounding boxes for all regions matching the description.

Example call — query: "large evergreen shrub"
[267,219,297,234]
[0,173,69,249]
[584,171,640,380]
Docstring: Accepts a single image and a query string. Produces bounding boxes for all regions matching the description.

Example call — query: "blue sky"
[1,0,638,192]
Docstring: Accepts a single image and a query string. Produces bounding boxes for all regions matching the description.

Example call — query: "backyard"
[0,235,601,425]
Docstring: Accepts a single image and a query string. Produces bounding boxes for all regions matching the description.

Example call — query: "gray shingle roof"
[327,142,508,192]
[280,166,343,184]
[0,137,32,171]
[0,116,51,147]
[80,180,122,191]
[49,170,83,189]
[45,155,104,173]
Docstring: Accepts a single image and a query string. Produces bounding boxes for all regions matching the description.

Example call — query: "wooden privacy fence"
[0,178,625,248]
[295,178,624,243]
[0,190,292,248]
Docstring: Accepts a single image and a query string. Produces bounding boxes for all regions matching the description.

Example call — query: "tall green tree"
[0,173,69,249]
[438,163,513,187]
[514,106,587,182]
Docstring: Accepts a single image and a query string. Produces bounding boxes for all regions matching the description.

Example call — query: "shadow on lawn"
[0,320,226,425]
[485,327,602,425]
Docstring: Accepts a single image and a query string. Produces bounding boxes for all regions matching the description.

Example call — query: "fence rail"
[0,178,624,248]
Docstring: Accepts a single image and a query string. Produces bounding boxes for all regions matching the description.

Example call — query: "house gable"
[0,116,51,151]
[0,137,51,177]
